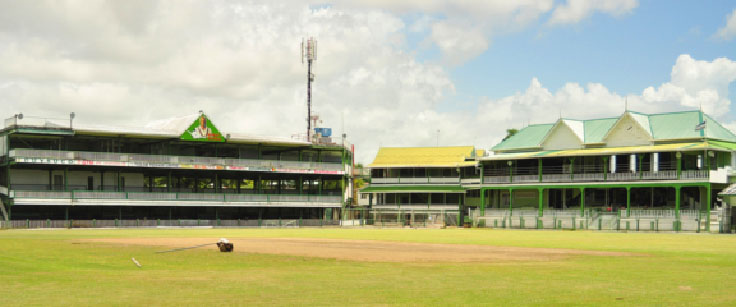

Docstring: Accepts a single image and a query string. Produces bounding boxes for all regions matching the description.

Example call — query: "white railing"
[429,177,461,184]
[400,178,430,184]
[13,191,71,199]
[571,173,605,181]
[681,170,708,179]
[640,171,678,180]
[11,190,342,204]
[513,175,539,183]
[371,177,461,184]
[541,174,570,183]
[461,178,480,184]
[606,172,638,181]
[484,176,510,183]
[9,149,344,172]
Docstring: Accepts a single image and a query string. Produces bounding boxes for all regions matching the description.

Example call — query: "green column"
[706,184,711,232]
[508,161,513,183]
[480,188,485,216]
[318,176,322,195]
[675,186,681,229]
[480,164,484,184]
[579,188,585,217]
[538,159,543,182]
[509,188,514,215]
[602,156,608,181]
[638,154,643,179]
[676,153,682,179]
[570,158,575,181]
[538,188,543,217]
[117,171,121,192]
[457,194,463,225]
[626,187,631,217]
[298,175,303,194]
[167,171,172,193]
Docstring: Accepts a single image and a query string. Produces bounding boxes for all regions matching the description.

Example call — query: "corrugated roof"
[583,118,617,143]
[369,146,477,168]
[493,110,736,153]
[492,124,553,151]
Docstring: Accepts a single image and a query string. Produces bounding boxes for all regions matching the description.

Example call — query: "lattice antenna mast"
[302,37,317,142]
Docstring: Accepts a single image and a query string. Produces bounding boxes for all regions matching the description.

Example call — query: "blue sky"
[407,1,736,115]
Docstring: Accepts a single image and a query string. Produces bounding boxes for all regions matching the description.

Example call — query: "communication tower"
[301,37,317,142]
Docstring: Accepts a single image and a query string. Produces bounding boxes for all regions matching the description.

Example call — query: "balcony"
[483,170,710,185]
[371,177,461,185]
[10,190,343,208]
[9,149,345,175]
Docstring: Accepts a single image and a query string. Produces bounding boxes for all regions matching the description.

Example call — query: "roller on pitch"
[155,238,234,253]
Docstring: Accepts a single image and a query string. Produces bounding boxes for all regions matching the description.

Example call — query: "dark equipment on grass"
[155,238,234,254]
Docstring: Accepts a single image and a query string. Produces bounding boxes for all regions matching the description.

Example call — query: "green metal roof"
[492,124,553,151]
[493,110,736,152]
[583,118,617,143]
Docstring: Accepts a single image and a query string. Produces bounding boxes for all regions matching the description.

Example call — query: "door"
[87,176,94,191]
[53,175,64,191]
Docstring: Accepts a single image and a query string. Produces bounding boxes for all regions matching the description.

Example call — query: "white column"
[630,154,636,173]
[652,152,659,173]
[610,155,616,173]
[731,151,736,168]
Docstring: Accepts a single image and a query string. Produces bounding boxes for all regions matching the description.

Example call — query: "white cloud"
[1,1,727,165]
[472,55,736,149]
[715,8,736,41]
[548,0,638,25]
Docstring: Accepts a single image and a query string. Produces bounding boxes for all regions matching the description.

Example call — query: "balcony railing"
[483,169,709,184]
[9,149,345,173]
[11,190,342,204]
[371,177,461,184]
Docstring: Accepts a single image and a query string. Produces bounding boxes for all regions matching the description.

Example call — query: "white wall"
[543,124,582,151]
[606,116,651,147]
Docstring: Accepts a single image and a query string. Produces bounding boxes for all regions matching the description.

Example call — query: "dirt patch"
[81,237,638,263]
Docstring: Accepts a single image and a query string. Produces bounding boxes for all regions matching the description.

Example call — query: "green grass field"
[1,228,736,306]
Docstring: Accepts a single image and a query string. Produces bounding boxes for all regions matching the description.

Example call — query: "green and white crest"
[180,114,225,142]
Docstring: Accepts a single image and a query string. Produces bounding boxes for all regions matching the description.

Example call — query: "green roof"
[583,118,618,143]
[493,110,736,152]
[492,124,553,151]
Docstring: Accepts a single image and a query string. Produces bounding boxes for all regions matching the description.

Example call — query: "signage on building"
[180,114,225,142]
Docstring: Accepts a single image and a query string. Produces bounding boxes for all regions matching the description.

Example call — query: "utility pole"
[302,37,317,142]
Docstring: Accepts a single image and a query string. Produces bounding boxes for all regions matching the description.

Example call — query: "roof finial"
[625,97,628,112]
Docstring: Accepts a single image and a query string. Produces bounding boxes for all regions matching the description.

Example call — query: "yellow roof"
[369,146,477,168]
[484,142,716,161]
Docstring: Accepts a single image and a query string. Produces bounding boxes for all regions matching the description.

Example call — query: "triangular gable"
[603,112,652,147]
[540,119,583,150]
[180,114,225,142]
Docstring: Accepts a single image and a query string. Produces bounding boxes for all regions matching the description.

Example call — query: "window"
[53,175,64,191]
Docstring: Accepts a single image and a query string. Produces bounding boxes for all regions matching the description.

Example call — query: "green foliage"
[502,128,519,141]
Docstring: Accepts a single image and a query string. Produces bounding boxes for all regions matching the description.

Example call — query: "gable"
[542,122,582,150]
[180,114,225,142]
[605,114,651,147]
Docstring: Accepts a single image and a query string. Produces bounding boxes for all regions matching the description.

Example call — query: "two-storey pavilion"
[0,112,352,223]
[360,146,479,226]
[476,110,736,231]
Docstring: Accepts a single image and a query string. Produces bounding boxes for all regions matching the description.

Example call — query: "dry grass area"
[83,237,638,263]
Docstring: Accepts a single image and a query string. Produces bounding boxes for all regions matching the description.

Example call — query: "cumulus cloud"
[715,8,736,41]
[548,0,638,25]
[473,55,736,150]
[1,1,729,164]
